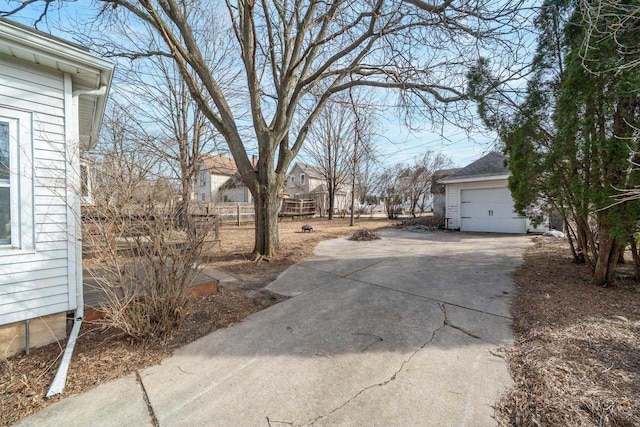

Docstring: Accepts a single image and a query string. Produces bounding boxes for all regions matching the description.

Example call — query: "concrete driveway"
[18,229,530,427]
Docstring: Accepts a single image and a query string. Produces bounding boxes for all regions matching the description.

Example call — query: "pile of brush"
[348,228,381,241]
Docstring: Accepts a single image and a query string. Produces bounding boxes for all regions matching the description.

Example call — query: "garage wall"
[445,178,510,230]
[460,187,526,233]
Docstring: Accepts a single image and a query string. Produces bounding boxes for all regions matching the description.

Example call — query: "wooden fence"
[192,200,317,224]
[190,203,255,225]
[279,199,316,218]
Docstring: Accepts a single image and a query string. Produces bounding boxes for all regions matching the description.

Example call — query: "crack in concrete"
[135,370,159,427]
[300,255,392,283]
[266,416,294,426]
[444,320,483,341]
[300,260,511,321]
[360,280,512,321]
[303,304,448,426]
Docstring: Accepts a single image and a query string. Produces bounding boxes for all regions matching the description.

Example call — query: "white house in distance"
[0,18,114,357]
[284,162,350,215]
[195,153,254,203]
[439,152,546,234]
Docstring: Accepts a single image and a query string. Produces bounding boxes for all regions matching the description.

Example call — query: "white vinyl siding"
[445,179,510,231]
[0,56,72,325]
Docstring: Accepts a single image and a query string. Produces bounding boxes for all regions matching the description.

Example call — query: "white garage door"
[460,188,526,233]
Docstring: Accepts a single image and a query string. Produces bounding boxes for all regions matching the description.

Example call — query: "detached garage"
[440,152,545,234]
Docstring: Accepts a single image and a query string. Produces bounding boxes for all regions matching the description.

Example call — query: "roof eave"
[0,19,115,151]
[0,18,115,74]
[438,173,510,184]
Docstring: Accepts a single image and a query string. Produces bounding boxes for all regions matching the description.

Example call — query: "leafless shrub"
[348,228,381,241]
[401,215,443,230]
[83,191,208,340]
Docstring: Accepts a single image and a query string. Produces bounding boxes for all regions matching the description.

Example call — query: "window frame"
[0,108,34,251]
[0,120,11,246]
[300,173,305,186]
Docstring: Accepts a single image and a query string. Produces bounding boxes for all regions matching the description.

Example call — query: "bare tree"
[378,164,405,219]
[347,90,379,225]
[303,100,356,220]
[403,151,453,217]
[2,0,530,259]
[579,0,640,75]
[354,154,381,217]
[90,103,161,208]
[119,53,219,232]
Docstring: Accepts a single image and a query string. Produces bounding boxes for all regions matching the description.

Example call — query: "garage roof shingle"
[446,152,509,180]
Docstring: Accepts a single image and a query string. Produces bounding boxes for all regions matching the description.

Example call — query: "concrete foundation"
[0,313,67,359]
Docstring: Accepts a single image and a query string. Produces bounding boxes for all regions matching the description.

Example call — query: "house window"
[300,174,305,186]
[0,122,10,245]
[200,172,207,186]
[290,176,295,187]
[0,109,33,250]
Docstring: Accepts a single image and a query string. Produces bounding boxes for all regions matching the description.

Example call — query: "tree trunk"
[328,184,335,220]
[629,234,640,280]
[176,177,196,238]
[591,223,619,285]
[252,186,280,260]
[349,175,356,227]
[575,217,591,266]
[565,220,583,264]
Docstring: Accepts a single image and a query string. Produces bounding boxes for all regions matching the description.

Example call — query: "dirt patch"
[496,236,640,426]
[1,216,392,426]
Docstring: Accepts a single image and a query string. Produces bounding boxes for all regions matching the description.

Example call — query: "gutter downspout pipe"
[46,85,107,398]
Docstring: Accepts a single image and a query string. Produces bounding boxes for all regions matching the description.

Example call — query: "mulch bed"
[496,237,640,426]
[0,288,285,426]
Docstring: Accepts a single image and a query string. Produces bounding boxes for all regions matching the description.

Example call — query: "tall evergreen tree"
[470,0,640,285]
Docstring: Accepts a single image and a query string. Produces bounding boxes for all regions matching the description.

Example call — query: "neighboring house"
[218,170,253,203]
[284,162,350,215]
[439,152,546,234]
[195,154,254,203]
[431,168,460,218]
[0,18,114,357]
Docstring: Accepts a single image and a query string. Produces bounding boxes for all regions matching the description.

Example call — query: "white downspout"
[46,84,107,398]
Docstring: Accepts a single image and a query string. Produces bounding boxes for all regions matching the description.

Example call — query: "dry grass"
[496,237,640,427]
[0,216,393,426]
[202,217,393,291]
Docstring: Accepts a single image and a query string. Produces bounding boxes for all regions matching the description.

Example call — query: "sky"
[1,0,503,169]
[375,120,497,167]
